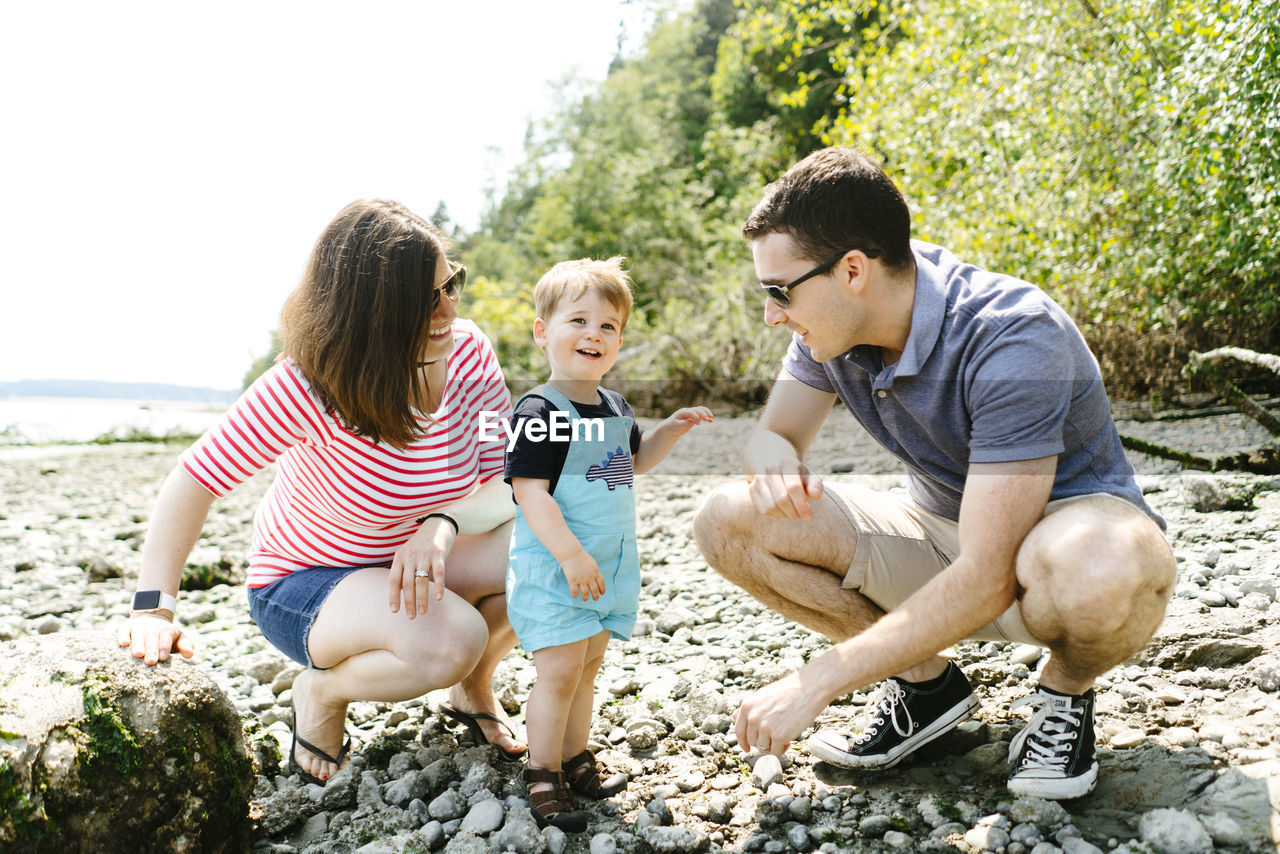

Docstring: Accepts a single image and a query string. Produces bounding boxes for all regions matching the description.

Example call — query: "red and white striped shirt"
[181,320,511,587]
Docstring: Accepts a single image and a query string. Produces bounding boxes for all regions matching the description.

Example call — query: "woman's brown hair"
[280,199,447,449]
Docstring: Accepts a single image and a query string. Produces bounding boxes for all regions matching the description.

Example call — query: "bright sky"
[1,1,653,391]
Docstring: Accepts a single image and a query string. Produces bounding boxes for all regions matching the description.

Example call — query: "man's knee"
[692,481,755,565]
[1020,501,1174,624]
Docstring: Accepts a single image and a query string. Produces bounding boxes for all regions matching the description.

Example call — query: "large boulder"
[0,630,253,853]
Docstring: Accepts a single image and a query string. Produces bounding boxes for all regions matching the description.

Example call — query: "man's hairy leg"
[1016,497,1175,694]
[693,482,948,684]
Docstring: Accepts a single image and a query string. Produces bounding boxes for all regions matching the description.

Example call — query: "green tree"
[242,330,281,390]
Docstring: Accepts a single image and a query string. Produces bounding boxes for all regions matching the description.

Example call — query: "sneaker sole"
[1007,760,1098,800]
[806,692,980,770]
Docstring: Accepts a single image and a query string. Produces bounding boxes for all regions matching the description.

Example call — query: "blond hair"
[533,257,634,327]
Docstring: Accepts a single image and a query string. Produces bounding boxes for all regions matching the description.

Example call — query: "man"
[693,147,1175,799]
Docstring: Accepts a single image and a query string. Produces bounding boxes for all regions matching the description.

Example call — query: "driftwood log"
[1118,347,1280,474]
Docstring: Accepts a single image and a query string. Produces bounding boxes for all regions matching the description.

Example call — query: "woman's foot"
[446,683,526,756]
[290,669,351,782]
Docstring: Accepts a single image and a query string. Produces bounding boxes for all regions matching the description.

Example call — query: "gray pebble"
[428,788,468,821]
[1007,797,1069,830]
[641,825,710,854]
[1010,643,1045,666]
[543,826,568,854]
[787,796,812,822]
[965,825,1011,851]
[883,830,912,849]
[751,754,784,788]
[646,794,673,825]
[858,815,893,837]
[418,820,445,851]
[1138,808,1213,854]
[590,833,619,854]
[490,812,542,854]
[930,822,967,839]
[316,766,359,810]
[407,798,430,827]
[1010,822,1043,845]
[786,824,811,851]
[441,830,488,854]
[356,770,385,810]
[1198,810,1247,847]
[384,769,431,807]
[459,798,504,834]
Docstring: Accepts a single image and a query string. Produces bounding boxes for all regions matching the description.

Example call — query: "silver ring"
[414,569,431,579]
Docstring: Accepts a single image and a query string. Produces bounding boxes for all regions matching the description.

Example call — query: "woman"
[117,199,524,783]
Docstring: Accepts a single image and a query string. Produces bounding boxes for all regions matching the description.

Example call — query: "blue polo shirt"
[783,241,1163,528]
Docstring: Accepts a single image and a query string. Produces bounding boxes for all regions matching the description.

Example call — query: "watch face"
[133,590,163,610]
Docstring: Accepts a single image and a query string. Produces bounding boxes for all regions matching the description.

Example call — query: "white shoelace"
[851,679,913,745]
[1007,692,1082,771]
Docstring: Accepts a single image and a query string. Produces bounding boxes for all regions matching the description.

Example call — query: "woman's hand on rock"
[389,517,454,617]
[117,612,195,666]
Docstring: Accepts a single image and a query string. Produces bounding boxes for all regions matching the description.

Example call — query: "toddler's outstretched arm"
[633,407,714,474]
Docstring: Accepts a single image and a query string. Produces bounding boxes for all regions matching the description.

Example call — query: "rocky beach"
[1,408,1278,853]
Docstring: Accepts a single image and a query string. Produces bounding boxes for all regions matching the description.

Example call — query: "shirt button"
[876,390,887,399]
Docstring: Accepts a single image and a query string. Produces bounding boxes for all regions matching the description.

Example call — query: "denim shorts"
[247,567,364,667]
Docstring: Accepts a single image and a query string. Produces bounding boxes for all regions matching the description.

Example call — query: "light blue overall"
[506,384,641,653]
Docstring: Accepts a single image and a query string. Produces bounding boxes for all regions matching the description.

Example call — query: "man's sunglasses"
[761,248,880,307]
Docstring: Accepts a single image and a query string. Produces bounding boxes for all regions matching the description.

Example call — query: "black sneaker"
[1007,685,1098,799]
[806,661,979,769]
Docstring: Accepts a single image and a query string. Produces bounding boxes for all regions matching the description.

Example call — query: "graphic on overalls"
[585,446,634,491]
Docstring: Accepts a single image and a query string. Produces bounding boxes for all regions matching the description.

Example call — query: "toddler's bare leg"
[561,631,611,760]
[526,639,591,792]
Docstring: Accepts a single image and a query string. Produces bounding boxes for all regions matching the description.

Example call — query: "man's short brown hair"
[743,147,914,272]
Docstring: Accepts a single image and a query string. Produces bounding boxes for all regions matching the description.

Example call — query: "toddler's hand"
[563,549,605,602]
[666,406,714,437]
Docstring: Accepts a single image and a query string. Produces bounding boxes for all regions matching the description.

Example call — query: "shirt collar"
[841,242,945,381]
[892,243,946,379]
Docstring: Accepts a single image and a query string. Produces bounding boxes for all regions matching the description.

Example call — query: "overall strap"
[517,384,623,418]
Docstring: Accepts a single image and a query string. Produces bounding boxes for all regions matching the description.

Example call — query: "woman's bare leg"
[441,520,525,754]
[290,567,489,781]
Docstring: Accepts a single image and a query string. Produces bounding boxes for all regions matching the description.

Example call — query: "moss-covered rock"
[0,631,253,853]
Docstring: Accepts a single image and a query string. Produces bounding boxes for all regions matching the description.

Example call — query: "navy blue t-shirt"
[503,390,641,497]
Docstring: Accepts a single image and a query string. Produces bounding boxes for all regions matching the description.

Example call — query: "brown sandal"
[563,749,628,799]
[520,765,588,832]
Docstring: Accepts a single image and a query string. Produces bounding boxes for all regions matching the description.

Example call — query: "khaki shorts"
[825,482,1140,646]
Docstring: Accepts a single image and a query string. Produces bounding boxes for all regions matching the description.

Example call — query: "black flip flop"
[287,709,351,786]
[439,703,526,759]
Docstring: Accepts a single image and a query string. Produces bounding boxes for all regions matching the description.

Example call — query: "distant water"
[0,398,228,445]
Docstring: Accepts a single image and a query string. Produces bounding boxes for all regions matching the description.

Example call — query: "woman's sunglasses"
[435,262,466,305]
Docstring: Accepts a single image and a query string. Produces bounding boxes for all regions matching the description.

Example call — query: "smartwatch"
[131,589,179,612]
